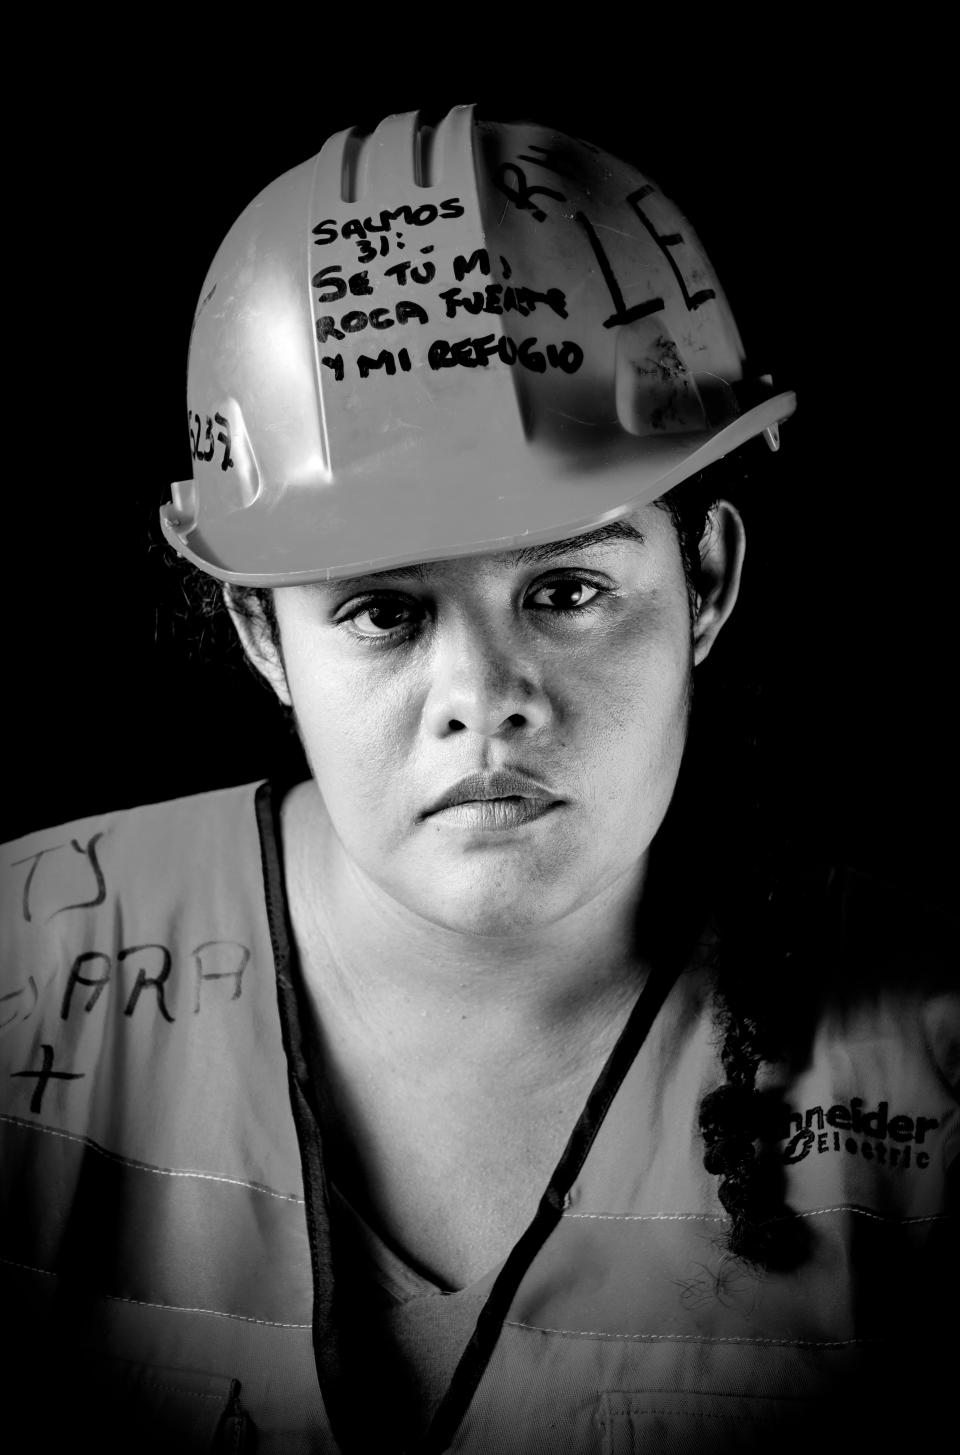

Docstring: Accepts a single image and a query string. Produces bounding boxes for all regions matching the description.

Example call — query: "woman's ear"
[222,587,292,706]
[692,500,746,666]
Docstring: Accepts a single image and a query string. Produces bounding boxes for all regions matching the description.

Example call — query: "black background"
[7,39,950,899]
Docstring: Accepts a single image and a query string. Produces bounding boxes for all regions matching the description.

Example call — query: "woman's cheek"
[307,684,413,817]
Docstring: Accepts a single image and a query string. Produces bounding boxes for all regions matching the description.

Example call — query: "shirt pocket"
[598,1389,819,1455]
[31,1355,256,1454]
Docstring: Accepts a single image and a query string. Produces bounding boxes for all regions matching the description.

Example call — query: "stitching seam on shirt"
[564,1206,951,1225]
[502,1321,876,1347]
[606,1407,803,1421]
[607,1389,814,1407]
[0,1256,312,1329]
[0,1114,305,1204]
[565,1212,724,1223]
[143,1385,226,1402]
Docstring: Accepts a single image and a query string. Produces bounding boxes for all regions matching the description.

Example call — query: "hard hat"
[161,105,795,585]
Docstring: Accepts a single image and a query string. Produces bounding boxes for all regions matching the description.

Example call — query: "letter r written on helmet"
[423,621,552,740]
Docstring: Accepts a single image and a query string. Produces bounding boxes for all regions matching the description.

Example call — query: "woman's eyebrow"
[511,520,647,565]
[326,521,647,592]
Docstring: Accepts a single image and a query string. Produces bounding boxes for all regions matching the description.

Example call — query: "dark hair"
[658,454,816,1273]
[169,441,811,1273]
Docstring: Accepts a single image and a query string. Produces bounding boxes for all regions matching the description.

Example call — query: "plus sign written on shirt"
[11,1043,84,1114]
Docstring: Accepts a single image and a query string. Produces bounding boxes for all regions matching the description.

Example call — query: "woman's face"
[266,503,722,937]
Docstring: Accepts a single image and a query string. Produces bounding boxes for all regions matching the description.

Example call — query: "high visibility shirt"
[1,781,956,1453]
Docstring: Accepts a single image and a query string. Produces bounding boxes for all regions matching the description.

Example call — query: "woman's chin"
[403,870,587,940]
[435,903,555,940]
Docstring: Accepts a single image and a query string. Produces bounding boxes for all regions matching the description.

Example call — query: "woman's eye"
[528,580,602,611]
[343,598,420,637]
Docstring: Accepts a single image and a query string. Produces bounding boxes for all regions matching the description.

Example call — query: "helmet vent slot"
[413,118,438,189]
[339,127,369,204]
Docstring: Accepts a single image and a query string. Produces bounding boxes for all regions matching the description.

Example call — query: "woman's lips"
[427,797,561,830]
[422,768,561,820]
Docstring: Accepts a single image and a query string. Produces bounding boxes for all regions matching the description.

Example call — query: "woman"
[2,105,955,1453]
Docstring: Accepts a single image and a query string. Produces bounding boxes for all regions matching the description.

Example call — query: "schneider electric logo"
[778,1099,940,1169]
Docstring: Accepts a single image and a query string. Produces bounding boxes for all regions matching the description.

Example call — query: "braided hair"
[658,453,821,1273]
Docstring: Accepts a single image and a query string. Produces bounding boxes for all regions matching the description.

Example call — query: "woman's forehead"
[309,515,658,594]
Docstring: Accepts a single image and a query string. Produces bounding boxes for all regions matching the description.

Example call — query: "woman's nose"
[422,619,552,739]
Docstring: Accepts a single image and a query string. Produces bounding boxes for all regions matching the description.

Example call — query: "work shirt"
[1,781,956,1452]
